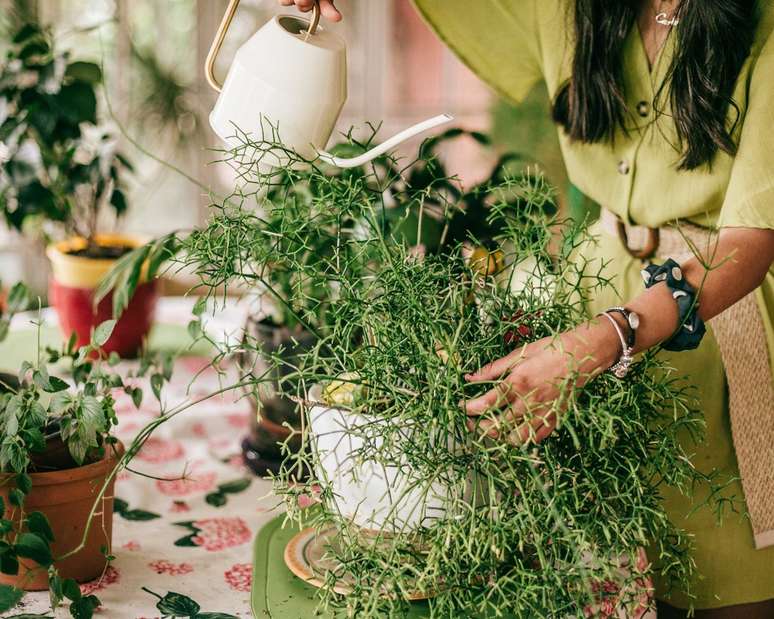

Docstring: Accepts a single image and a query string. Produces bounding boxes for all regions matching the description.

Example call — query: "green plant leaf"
[0,553,19,576]
[14,533,52,567]
[217,478,251,494]
[0,496,4,519]
[15,473,31,495]
[195,613,240,619]
[130,387,143,408]
[42,376,70,393]
[64,61,102,84]
[150,373,164,402]
[61,578,81,601]
[69,594,99,619]
[0,584,23,612]
[5,283,29,315]
[155,591,201,616]
[173,534,199,548]
[25,512,54,543]
[91,320,116,348]
[204,492,226,507]
[8,489,24,508]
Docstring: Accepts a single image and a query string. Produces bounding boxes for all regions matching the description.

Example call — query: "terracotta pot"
[0,443,123,591]
[46,234,158,358]
[240,317,316,476]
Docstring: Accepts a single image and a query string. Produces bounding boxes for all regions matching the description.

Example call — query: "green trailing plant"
[147,126,722,617]
[0,294,177,619]
[0,23,132,252]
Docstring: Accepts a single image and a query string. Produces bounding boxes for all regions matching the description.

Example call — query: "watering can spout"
[317,113,455,168]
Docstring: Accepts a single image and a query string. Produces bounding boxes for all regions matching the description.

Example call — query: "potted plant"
[0,294,179,618]
[0,23,155,357]
[162,127,721,617]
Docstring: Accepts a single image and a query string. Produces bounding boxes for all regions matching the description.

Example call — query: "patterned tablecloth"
[1,298,278,618]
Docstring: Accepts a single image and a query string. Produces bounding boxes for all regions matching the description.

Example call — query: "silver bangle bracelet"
[599,311,634,378]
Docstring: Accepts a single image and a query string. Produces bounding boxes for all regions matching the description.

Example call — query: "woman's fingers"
[319,0,342,21]
[465,348,524,383]
[278,0,342,21]
[462,381,515,415]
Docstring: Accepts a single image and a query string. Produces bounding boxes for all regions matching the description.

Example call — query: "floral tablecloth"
[2,298,278,618]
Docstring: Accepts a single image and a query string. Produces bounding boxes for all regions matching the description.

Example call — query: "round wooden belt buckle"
[616,220,660,260]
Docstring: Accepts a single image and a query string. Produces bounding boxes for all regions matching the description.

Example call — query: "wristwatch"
[604,306,639,350]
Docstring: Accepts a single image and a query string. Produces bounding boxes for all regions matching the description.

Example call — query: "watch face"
[628,312,640,329]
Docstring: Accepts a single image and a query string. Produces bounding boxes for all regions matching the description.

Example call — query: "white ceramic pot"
[307,385,470,533]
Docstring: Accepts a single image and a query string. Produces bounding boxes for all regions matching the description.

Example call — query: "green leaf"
[69,594,99,619]
[61,577,81,601]
[195,614,240,619]
[15,473,31,495]
[64,61,102,84]
[5,283,29,315]
[14,533,52,567]
[0,496,4,519]
[93,244,150,317]
[0,553,19,576]
[0,584,23,612]
[156,591,201,616]
[91,320,116,348]
[8,489,24,508]
[25,512,54,543]
[150,374,164,402]
[130,387,143,408]
[217,478,251,494]
[43,376,70,393]
[187,320,202,340]
[204,492,227,507]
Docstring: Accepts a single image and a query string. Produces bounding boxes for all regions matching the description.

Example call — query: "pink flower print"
[224,563,253,592]
[136,437,185,463]
[191,422,207,438]
[190,517,251,551]
[170,500,191,513]
[156,471,217,497]
[148,560,194,576]
[226,413,248,429]
[122,540,141,551]
[80,565,120,595]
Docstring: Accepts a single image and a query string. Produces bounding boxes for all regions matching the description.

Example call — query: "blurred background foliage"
[0,0,592,292]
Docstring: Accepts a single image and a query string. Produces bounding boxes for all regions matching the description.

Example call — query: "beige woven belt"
[601,208,774,550]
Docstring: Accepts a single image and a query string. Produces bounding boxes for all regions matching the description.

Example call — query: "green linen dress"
[413,0,774,610]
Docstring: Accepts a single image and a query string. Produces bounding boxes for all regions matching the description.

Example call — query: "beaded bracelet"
[641,258,706,351]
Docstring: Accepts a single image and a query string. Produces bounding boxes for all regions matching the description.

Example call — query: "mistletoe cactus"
[150,126,718,618]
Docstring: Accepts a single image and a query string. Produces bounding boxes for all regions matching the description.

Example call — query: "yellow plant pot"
[46,233,147,289]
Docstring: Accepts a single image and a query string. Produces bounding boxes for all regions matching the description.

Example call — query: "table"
[0,298,277,618]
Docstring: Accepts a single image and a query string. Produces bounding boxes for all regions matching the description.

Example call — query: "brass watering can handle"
[205,0,321,92]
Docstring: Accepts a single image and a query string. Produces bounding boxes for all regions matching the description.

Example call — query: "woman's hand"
[278,0,342,22]
[462,319,621,445]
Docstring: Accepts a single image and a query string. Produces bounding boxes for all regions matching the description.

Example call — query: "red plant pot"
[49,279,158,357]
[46,235,158,358]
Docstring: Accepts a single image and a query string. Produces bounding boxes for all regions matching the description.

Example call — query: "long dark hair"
[552,1,758,170]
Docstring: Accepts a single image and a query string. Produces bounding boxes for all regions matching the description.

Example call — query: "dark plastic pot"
[240,317,316,476]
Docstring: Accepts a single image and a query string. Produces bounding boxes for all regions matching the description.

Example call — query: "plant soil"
[66,243,135,260]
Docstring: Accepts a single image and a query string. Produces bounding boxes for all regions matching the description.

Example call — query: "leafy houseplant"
[153,126,720,618]
[0,299,173,619]
[0,23,156,356]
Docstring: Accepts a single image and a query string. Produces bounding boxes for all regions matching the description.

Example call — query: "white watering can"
[205,0,453,168]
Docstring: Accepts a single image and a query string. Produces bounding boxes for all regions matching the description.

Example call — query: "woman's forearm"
[620,227,774,354]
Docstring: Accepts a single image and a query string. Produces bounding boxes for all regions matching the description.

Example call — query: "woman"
[282,1,774,616]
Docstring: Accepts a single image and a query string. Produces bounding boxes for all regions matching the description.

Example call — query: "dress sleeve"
[718,30,774,230]
[411,0,543,104]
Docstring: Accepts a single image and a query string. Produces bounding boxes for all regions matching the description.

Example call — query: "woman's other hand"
[462,319,621,446]
[278,0,342,22]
